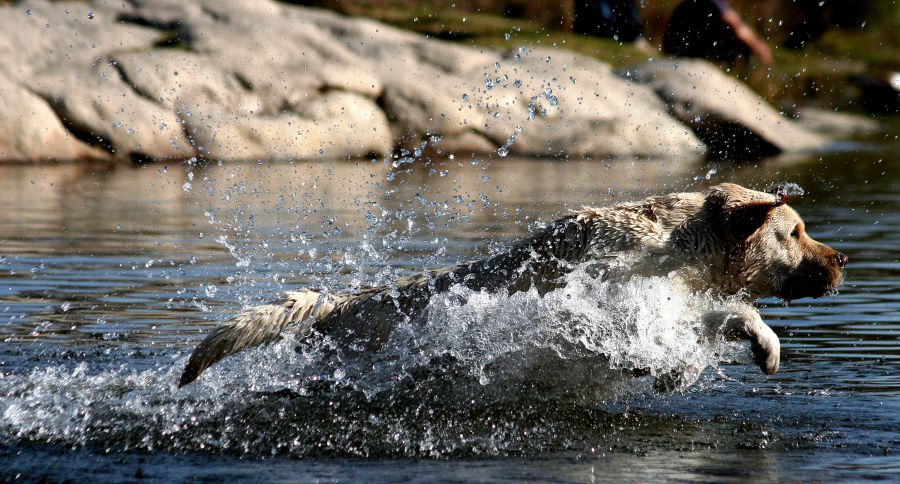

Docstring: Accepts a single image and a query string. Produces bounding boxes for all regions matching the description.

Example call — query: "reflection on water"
[0,149,897,480]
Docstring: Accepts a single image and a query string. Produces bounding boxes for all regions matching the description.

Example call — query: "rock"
[112,50,258,113]
[480,49,703,158]
[30,63,197,162]
[435,131,497,156]
[797,107,879,136]
[0,73,107,162]
[374,44,703,158]
[0,1,159,80]
[181,91,391,160]
[0,0,836,163]
[622,59,830,160]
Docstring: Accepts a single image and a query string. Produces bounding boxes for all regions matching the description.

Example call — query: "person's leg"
[574,0,643,41]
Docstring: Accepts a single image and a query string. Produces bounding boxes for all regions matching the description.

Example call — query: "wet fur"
[179,183,846,389]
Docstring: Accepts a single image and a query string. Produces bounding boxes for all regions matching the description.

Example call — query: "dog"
[178,182,847,391]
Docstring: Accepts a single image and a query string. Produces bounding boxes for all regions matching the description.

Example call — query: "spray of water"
[1,259,749,456]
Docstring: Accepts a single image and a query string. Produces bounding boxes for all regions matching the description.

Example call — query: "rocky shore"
[0,0,857,163]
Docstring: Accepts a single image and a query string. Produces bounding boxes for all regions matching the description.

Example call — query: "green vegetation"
[816,22,900,72]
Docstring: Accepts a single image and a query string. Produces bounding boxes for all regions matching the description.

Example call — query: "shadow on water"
[0,141,898,480]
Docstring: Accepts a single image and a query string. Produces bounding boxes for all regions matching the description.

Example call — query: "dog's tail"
[178,289,335,388]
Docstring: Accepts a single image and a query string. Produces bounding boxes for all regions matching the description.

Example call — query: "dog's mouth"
[778,267,845,301]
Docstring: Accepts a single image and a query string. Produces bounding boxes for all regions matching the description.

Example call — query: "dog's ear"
[707,183,793,241]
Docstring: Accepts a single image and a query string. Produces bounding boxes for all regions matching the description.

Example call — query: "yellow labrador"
[178,183,846,390]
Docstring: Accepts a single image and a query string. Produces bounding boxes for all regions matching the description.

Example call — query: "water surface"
[0,146,897,481]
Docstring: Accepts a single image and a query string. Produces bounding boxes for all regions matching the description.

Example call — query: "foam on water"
[342,266,742,401]
[0,266,749,456]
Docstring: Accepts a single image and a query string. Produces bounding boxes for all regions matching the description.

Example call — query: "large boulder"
[0,0,834,163]
[621,59,830,160]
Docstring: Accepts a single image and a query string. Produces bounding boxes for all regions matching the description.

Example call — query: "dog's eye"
[790,227,800,239]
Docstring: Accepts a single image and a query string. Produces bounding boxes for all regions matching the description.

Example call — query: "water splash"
[496,126,523,157]
[0,266,747,457]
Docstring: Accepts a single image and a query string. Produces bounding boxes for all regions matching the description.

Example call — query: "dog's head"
[707,183,847,300]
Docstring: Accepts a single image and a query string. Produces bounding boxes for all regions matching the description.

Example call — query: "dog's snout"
[836,252,848,268]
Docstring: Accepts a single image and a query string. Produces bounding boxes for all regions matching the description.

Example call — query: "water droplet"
[504,33,511,41]
[25,9,32,16]
[392,157,414,169]
[87,11,95,19]
[182,182,192,192]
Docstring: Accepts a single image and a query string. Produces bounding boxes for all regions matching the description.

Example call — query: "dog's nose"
[836,252,848,268]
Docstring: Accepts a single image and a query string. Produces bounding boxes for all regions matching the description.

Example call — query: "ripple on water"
[0,154,898,478]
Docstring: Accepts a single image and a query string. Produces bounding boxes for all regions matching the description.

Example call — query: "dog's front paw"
[748,321,780,375]
[703,309,781,375]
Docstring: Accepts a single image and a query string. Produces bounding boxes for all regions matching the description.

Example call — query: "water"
[0,143,897,480]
